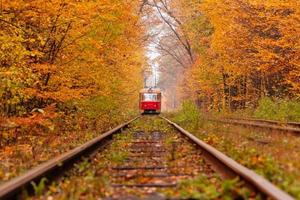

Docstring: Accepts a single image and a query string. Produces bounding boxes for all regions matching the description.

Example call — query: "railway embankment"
[0,115,294,199]
[168,104,300,199]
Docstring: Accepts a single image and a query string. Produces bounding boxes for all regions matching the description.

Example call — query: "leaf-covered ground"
[25,116,257,200]
[0,113,134,183]
[171,114,300,199]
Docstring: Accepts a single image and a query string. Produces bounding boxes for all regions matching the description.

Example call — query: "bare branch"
[152,0,194,63]
[155,42,186,68]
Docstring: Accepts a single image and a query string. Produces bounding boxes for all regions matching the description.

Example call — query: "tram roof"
[140,87,161,93]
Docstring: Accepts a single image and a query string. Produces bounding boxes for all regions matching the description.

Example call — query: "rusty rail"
[209,117,300,133]
[228,117,300,128]
[0,116,139,200]
[161,116,294,200]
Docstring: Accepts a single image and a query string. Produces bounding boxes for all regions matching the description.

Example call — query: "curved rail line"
[210,117,300,133]
[0,116,295,200]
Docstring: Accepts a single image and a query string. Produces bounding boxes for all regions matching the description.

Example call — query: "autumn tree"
[170,0,300,110]
[0,0,145,117]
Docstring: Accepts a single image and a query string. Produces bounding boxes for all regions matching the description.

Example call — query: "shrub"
[174,101,201,131]
[254,97,278,120]
[254,97,300,121]
[278,100,300,121]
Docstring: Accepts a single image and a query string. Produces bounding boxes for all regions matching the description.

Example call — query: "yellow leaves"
[1,0,144,116]
[249,0,299,9]
[32,64,57,74]
[250,154,265,166]
[2,146,15,157]
[175,0,299,109]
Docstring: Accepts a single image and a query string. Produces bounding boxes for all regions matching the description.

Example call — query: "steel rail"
[0,116,139,200]
[161,116,295,200]
[209,118,300,133]
[227,117,300,128]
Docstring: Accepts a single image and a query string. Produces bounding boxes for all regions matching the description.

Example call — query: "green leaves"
[174,101,202,131]
[254,97,300,121]
[31,177,48,196]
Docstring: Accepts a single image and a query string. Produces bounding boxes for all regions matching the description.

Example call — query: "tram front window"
[143,93,157,101]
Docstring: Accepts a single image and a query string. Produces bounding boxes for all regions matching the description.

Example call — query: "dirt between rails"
[27,116,259,200]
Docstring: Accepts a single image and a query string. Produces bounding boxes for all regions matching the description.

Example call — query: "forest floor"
[0,113,133,184]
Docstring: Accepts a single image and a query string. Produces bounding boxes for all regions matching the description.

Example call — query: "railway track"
[210,117,300,134]
[0,116,294,199]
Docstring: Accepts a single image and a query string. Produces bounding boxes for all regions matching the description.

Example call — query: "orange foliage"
[175,0,300,109]
[0,0,144,116]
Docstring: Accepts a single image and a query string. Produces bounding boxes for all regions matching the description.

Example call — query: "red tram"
[139,88,161,114]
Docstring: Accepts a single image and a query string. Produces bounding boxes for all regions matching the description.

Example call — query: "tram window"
[143,93,157,101]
